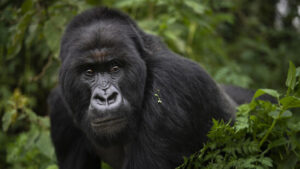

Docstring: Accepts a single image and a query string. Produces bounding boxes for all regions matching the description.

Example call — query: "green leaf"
[277,153,298,169]
[164,30,186,53]
[21,0,34,14]
[7,11,34,59]
[184,0,206,15]
[114,0,144,8]
[268,110,292,119]
[2,109,17,131]
[287,121,300,131]
[260,157,273,167]
[43,13,68,58]
[285,61,296,90]
[36,132,55,159]
[281,110,292,118]
[235,104,251,131]
[6,132,34,163]
[46,165,58,169]
[296,67,300,77]
[85,0,102,6]
[252,89,279,101]
[267,138,288,149]
[268,110,280,119]
[26,125,40,149]
[102,162,113,169]
[280,96,300,109]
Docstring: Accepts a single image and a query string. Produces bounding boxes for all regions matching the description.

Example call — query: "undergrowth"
[178,62,300,169]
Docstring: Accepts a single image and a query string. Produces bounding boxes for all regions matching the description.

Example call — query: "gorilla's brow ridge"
[90,49,108,62]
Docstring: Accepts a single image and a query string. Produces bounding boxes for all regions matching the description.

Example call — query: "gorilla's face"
[59,22,147,144]
[81,51,132,138]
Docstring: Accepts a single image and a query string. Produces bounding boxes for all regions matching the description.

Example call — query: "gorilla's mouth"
[91,116,126,128]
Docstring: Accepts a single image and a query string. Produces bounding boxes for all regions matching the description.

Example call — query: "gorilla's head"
[58,8,148,145]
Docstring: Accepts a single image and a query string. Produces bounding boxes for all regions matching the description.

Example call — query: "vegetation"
[178,62,300,169]
[0,0,299,169]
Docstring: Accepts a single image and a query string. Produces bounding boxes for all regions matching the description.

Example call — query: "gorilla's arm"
[48,87,100,169]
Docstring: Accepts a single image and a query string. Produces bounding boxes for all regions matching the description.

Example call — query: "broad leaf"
[252,89,279,101]
[286,61,296,90]
[280,96,300,109]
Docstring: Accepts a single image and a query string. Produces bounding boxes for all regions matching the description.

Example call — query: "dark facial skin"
[82,56,130,136]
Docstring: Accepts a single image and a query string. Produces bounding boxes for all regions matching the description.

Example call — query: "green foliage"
[1,90,57,169]
[178,63,300,169]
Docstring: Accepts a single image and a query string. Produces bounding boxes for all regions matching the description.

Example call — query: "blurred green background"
[0,0,299,168]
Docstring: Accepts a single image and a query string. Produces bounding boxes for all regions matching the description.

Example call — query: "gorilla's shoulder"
[47,86,66,113]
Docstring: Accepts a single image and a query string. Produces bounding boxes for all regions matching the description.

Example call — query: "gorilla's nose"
[94,91,118,105]
[91,86,122,110]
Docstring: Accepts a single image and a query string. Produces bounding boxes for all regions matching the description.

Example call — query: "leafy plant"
[178,62,300,169]
[1,89,57,169]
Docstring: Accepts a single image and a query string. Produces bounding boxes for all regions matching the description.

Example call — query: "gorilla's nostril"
[94,95,106,105]
[93,92,118,106]
[107,92,118,105]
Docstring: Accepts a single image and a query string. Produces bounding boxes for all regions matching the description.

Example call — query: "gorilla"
[48,7,238,169]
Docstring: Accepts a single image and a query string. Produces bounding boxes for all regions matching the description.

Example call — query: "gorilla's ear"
[127,22,152,58]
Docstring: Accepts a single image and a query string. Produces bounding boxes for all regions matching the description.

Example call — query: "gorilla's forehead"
[64,21,141,64]
[75,22,134,51]
[88,48,114,62]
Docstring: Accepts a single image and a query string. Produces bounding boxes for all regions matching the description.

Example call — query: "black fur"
[48,7,236,169]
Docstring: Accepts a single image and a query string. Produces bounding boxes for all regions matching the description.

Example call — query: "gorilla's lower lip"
[91,116,126,127]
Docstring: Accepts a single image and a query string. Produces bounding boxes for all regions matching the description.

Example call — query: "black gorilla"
[48,7,237,169]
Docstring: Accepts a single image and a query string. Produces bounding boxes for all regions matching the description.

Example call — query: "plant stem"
[259,119,277,147]
[259,109,284,147]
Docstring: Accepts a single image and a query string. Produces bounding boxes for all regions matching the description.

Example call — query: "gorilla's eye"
[110,65,120,73]
[85,69,94,76]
